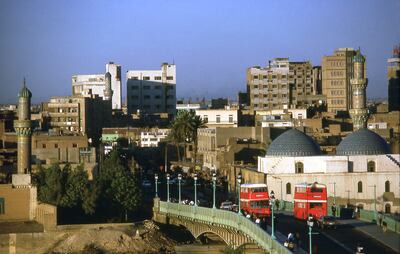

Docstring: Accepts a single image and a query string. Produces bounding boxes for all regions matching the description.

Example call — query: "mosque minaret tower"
[14,79,33,174]
[349,49,369,130]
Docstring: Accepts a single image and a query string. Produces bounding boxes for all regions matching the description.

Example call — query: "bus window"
[250,200,269,208]
[310,203,323,208]
[296,187,306,193]
[310,187,323,193]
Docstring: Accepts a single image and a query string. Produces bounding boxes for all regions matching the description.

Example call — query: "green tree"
[111,170,142,221]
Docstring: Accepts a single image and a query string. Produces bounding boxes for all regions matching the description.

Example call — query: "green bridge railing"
[159,201,292,254]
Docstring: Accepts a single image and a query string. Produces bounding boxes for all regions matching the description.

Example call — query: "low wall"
[35,203,57,231]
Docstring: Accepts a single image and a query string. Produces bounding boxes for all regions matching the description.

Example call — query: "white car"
[220,201,234,210]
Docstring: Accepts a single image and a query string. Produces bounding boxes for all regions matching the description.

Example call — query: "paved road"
[273,213,397,254]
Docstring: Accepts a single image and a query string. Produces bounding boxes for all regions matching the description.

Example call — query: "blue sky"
[0,0,399,103]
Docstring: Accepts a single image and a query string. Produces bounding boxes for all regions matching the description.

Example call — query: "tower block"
[349,49,368,130]
[14,81,33,174]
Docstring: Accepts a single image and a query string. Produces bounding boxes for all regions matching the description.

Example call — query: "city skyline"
[0,0,399,103]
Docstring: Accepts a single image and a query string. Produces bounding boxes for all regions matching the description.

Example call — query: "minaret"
[349,49,368,130]
[14,79,33,174]
[103,72,113,101]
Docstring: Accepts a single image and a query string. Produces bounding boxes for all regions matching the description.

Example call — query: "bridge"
[152,198,292,254]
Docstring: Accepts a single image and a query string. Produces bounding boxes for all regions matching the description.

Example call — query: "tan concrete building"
[247,58,322,111]
[42,95,111,142]
[322,48,359,114]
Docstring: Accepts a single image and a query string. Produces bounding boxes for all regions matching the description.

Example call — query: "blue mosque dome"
[336,129,391,155]
[267,129,322,156]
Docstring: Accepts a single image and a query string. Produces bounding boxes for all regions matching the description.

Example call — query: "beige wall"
[0,185,35,221]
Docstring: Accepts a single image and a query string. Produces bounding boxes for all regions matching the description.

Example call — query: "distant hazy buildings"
[388,45,400,112]
[322,48,358,114]
[195,108,238,127]
[72,62,122,110]
[126,63,176,115]
[247,58,322,111]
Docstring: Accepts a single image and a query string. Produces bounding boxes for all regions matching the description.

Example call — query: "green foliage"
[33,149,142,219]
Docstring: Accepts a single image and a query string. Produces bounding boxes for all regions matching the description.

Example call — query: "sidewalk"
[339,219,400,253]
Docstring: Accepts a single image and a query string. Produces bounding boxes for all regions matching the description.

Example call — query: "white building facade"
[140,129,170,147]
[195,108,238,127]
[72,62,122,110]
[126,63,176,115]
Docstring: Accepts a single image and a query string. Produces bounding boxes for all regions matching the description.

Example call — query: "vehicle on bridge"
[294,182,327,220]
[240,183,271,218]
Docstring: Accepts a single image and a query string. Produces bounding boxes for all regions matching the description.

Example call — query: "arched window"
[385,181,390,192]
[367,161,376,172]
[385,203,391,214]
[286,183,291,194]
[295,162,304,174]
[357,181,363,193]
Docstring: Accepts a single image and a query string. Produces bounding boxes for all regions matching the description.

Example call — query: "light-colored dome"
[267,129,322,156]
[18,84,32,98]
[336,129,391,155]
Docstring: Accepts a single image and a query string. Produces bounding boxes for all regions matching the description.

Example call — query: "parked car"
[142,179,152,188]
[220,201,234,211]
[317,216,338,229]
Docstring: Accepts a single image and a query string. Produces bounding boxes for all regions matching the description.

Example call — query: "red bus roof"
[241,183,267,188]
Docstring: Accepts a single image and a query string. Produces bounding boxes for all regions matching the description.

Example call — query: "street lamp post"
[329,182,336,217]
[270,190,276,240]
[272,176,283,210]
[194,174,198,206]
[154,174,159,198]
[178,173,182,204]
[166,173,170,202]
[212,173,217,209]
[307,215,314,254]
[369,185,377,222]
[237,173,242,215]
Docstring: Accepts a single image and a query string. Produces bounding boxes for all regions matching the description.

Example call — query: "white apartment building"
[72,62,122,110]
[195,108,238,127]
[126,63,176,115]
[140,129,170,147]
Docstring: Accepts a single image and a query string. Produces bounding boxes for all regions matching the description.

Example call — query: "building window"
[385,181,390,192]
[72,143,77,148]
[295,162,304,174]
[155,85,162,90]
[154,76,161,80]
[55,144,58,148]
[0,197,4,214]
[216,115,221,123]
[143,86,150,90]
[131,86,139,90]
[166,76,174,80]
[42,144,46,148]
[286,183,291,194]
[144,95,150,99]
[385,203,391,214]
[203,115,208,123]
[131,76,138,80]
[229,115,233,123]
[143,76,150,80]
[367,161,376,172]
[357,181,363,193]
[155,95,161,99]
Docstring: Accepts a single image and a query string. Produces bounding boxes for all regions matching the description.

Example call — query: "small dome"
[267,129,322,156]
[336,129,391,155]
[18,84,32,98]
[353,49,365,63]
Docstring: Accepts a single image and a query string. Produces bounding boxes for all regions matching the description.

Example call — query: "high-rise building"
[349,49,368,130]
[72,62,122,110]
[388,45,400,112]
[322,48,358,114]
[247,58,321,111]
[126,63,176,115]
[14,80,32,174]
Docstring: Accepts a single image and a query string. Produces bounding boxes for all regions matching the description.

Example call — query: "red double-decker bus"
[294,182,327,220]
[240,183,271,218]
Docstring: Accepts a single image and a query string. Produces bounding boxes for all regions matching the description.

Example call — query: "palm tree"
[188,111,206,163]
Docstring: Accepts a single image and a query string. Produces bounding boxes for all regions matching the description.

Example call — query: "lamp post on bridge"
[212,173,217,209]
[270,190,276,240]
[307,215,315,254]
[154,174,159,198]
[178,173,182,204]
[237,173,242,215]
[329,182,337,217]
[166,173,170,202]
[194,174,198,207]
[272,176,282,210]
